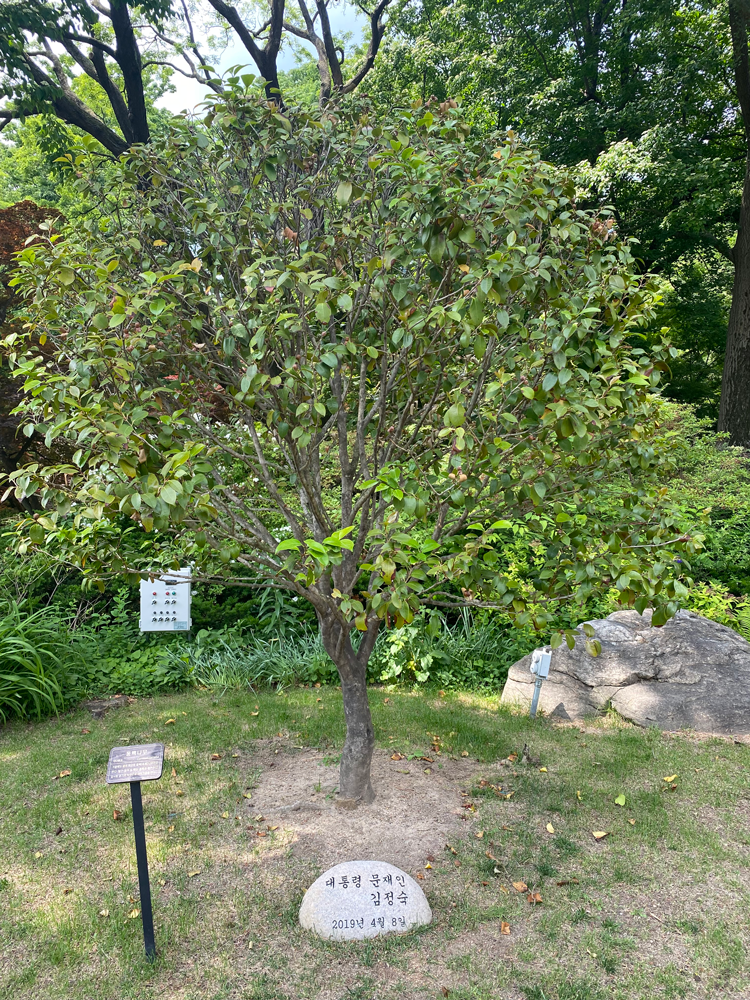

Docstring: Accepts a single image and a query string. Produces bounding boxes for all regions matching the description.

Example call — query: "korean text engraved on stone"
[298,860,431,940]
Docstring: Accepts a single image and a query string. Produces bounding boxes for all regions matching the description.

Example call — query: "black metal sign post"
[106,743,165,961]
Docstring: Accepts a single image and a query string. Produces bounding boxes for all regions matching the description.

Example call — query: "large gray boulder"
[500,609,750,735]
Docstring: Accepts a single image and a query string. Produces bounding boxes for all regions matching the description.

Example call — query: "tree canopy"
[4,89,697,798]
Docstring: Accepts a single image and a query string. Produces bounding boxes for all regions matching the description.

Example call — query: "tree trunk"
[721,1,750,446]
[719,155,750,446]
[319,613,378,805]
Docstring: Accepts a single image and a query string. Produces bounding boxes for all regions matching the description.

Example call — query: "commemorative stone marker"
[299,860,432,940]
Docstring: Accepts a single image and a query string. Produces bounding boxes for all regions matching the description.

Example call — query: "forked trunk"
[319,613,378,805]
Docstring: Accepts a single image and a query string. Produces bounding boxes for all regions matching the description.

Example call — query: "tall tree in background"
[371,1,745,432]
[722,0,750,445]
[0,0,392,157]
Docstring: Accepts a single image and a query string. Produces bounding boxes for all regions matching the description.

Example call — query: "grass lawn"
[1,685,749,1000]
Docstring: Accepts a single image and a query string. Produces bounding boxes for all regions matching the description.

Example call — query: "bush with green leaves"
[5,89,697,799]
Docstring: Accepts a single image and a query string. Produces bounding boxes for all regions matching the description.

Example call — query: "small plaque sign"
[106,743,165,784]
[299,860,432,940]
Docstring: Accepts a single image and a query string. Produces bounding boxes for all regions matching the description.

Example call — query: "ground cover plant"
[0,687,748,1000]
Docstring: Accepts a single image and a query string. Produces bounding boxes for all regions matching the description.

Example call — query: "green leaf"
[58,267,75,285]
[315,301,331,323]
[275,538,302,553]
[336,181,353,205]
[614,793,626,807]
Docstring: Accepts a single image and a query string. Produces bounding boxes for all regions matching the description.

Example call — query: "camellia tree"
[4,87,697,803]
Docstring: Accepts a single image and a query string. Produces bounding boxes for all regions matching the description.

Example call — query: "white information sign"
[139,567,192,632]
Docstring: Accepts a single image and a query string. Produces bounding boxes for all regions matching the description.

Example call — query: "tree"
[370,1,750,434]
[721,0,750,445]
[0,0,392,157]
[4,89,695,802]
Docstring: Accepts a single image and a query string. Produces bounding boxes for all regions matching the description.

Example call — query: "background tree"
[368,1,745,431]
[0,0,392,157]
[4,90,696,802]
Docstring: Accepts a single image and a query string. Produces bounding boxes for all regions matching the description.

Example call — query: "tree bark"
[319,612,379,805]
[720,0,750,445]
[719,157,750,445]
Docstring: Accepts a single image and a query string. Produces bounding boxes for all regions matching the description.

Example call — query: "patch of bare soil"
[249,745,481,871]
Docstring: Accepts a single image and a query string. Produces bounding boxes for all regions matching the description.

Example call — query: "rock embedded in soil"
[501,609,750,735]
[298,860,432,940]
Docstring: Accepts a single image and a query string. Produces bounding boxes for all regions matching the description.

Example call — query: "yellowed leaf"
[663,774,678,782]
[59,769,71,778]
[498,883,509,893]
[539,767,547,773]
[34,851,42,859]
[527,892,543,904]
[475,831,485,839]
[592,830,609,840]
[500,921,511,934]
[512,881,528,893]
[165,718,176,725]
[128,908,140,919]
[243,792,252,799]
[222,811,229,819]
[627,818,636,826]
[211,753,222,760]
[171,767,177,777]
[461,750,469,757]
[176,790,184,797]
[168,824,174,832]
[546,823,555,834]
[250,711,259,717]
[458,263,470,273]
[153,240,167,247]
[99,909,109,918]
[576,790,582,801]
[188,870,201,878]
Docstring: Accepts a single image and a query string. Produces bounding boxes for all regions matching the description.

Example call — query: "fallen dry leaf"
[546,823,555,834]
[527,892,543,904]
[383,697,390,704]
[556,879,579,886]
[128,908,140,919]
[243,792,252,799]
[539,767,548,773]
[222,811,229,819]
[391,753,404,761]
[59,770,71,778]
[439,690,446,698]
[268,825,279,831]
[63,888,73,895]
[168,825,174,832]
[663,774,678,782]
[502,824,511,831]
[416,873,425,880]
[171,767,177,778]
[475,831,485,839]
[257,831,267,837]
[627,818,636,825]
[187,871,201,878]
[507,753,518,762]
[592,830,610,840]
[165,719,176,725]
[176,789,184,796]
[500,921,511,935]
[576,790,582,801]
[232,753,240,758]
[498,883,509,893]
[461,750,469,757]
[55,826,62,836]
[512,881,528,893]
[99,909,109,918]
[250,711,259,716]
[446,844,458,855]
[34,851,42,859]
[113,810,124,821]
[81,729,90,735]
[211,753,222,761]
[454,860,461,868]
